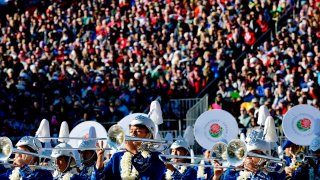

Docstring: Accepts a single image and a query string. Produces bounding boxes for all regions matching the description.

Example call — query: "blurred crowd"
[0,0,313,139]
[211,1,320,135]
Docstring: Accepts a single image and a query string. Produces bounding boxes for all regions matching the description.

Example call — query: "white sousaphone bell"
[194,109,239,150]
[159,110,242,168]
[282,104,320,146]
[282,105,320,163]
[194,109,245,167]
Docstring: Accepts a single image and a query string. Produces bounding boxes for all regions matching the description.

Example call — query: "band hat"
[16,136,42,152]
[281,139,293,150]
[117,101,164,140]
[118,113,157,139]
[246,130,269,155]
[129,115,156,137]
[247,140,270,155]
[170,125,194,154]
[51,143,77,167]
[56,121,81,166]
[170,137,191,154]
[51,143,75,158]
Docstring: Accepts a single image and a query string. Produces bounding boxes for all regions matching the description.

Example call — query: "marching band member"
[290,136,320,179]
[213,130,286,180]
[280,104,320,179]
[164,137,197,180]
[195,149,213,180]
[51,142,80,180]
[78,127,97,180]
[50,121,80,180]
[281,140,295,166]
[93,115,166,180]
[0,136,53,180]
[281,139,304,178]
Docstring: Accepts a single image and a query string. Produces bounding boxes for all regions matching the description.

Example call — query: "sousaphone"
[194,109,239,151]
[282,105,320,146]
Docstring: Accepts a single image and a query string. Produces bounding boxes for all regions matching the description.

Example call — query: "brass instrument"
[227,139,286,173]
[159,140,243,168]
[0,137,54,170]
[296,152,319,163]
[0,162,54,171]
[38,124,172,151]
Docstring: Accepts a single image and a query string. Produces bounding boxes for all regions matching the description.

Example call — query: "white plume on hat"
[257,105,270,126]
[35,119,51,143]
[240,133,246,142]
[154,132,162,140]
[263,116,278,143]
[183,126,195,146]
[58,121,69,143]
[148,100,163,139]
[190,149,195,163]
[148,100,163,125]
[163,133,173,155]
[154,132,166,151]
[165,133,173,143]
[278,146,284,159]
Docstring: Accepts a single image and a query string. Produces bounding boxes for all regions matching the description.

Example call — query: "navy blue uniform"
[0,165,53,180]
[168,166,197,180]
[221,169,286,180]
[92,151,166,180]
[79,164,95,180]
[291,163,320,180]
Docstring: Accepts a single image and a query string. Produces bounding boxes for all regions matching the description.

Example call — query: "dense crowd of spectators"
[0,0,305,139]
[211,1,320,136]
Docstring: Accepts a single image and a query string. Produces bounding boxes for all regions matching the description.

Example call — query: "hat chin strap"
[145,133,152,139]
[23,156,35,166]
[56,156,72,173]
[81,152,96,165]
